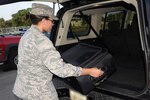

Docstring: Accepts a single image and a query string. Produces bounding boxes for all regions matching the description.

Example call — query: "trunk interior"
[97,15,146,96]
[96,3,146,96]
[58,23,146,96]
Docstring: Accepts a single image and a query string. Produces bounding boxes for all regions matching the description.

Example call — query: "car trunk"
[60,30,146,97]
[98,25,146,96]
[55,1,147,98]
[95,2,146,97]
[58,28,146,97]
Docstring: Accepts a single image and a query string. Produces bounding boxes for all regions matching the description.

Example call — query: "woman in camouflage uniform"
[13,3,104,100]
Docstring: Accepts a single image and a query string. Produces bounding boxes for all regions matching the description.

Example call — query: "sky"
[0,1,62,21]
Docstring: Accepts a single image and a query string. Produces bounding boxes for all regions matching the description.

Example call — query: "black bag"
[61,43,116,94]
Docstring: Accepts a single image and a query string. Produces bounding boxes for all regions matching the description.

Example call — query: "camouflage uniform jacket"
[13,25,82,100]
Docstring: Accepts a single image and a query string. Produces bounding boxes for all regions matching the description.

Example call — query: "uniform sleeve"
[38,35,82,78]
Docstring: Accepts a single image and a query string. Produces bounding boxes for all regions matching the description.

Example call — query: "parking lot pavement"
[0,69,17,100]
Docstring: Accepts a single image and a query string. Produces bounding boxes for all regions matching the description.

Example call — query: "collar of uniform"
[31,25,42,34]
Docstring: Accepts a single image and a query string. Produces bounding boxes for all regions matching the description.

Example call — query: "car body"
[53,1,150,99]
[0,35,21,67]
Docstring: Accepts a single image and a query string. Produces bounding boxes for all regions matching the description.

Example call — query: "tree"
[5,20,13,27]
[0,18,5,28]
[11,8,31,27]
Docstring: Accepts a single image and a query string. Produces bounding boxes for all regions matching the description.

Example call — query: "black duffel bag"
[61,43,116,94]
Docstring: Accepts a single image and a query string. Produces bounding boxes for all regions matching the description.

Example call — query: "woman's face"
[43,18,54,32]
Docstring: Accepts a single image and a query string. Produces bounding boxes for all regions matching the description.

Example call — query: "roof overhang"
[0,0,70,5]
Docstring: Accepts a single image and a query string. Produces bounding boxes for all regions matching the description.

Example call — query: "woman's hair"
[27,14,49,25]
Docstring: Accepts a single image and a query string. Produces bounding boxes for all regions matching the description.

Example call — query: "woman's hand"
[89,67,104,78]
[81,67,104,78]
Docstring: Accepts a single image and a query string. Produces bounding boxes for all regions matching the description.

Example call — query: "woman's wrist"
[81,68,90,76]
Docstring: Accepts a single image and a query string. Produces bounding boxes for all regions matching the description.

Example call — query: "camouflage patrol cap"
[30,3,58,20]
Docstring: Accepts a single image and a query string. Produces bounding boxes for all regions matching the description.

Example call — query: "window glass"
[145,0,150,48]
[127,11,136,28]
[101,11,125,30]
[67,15,90,39]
